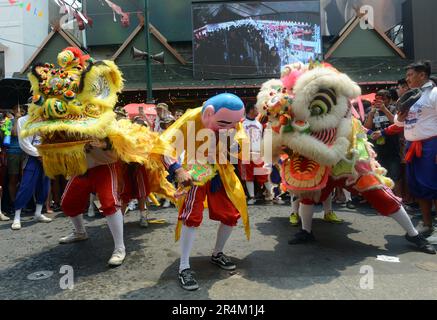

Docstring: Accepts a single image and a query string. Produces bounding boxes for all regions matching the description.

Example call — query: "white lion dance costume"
[257,62,435,254]
[21,47,175,266]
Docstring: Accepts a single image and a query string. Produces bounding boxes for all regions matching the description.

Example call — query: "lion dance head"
[21,48,173,186]
[257,62,362,193]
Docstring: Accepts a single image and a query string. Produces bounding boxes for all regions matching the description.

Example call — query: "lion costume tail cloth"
[21,47,175,200]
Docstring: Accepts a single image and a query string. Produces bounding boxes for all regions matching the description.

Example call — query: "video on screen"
[192,1,322,79]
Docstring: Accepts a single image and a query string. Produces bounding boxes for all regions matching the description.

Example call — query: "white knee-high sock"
[71,214,86,234]
[299,203,314,233]
[88,194,95,212]
[264,181,273,196]
[106,210,125,251]
[14,209,22,223]
[140,199,148,217]
[343,189,352,202]
[179,225,196,273]
[34,204,43,218]
[290,193,299,213]
[213,223,233,256]
[390,207,418,237]
[322,194,333,214]
[246,181,255,198]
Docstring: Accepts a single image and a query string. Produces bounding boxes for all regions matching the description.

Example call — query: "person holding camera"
[364,90,401,196]
[394,61,437,238]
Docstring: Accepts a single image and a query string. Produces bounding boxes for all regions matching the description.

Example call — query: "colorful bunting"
[103,0,130,28]
[7,1,44,18]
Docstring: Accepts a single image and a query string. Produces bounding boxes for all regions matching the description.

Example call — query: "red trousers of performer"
[239,160,269,184]
[179,181,240,227]
[61,163,121,217]
[119,163,149,204]
[300,176,402,216]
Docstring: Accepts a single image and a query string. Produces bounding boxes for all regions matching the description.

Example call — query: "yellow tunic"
[161,107,250,241]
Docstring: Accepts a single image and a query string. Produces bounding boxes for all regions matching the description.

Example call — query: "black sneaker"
[52,203,62,212]
[211,252,236,270]
[404,203,420,213]
[405,234,436,255]
[178,268,199,291]
[288,229,315,245]
[346,200,356,210]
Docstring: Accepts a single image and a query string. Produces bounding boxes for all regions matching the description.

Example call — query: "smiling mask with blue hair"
[201,93,245,131]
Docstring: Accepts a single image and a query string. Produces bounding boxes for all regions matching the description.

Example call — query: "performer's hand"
[371,131,382,140]
[175,168,193,187]
[88,139,107,149]
[396,111,408,122]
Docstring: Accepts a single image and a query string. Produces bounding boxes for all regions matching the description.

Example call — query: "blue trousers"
[406,137,437,200]
[14,156,50,210]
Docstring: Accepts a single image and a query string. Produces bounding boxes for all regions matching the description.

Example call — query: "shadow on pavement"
[121,212,416,299]
[0,220,168,299]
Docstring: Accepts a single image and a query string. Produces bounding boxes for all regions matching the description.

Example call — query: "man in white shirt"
[395,61,437,238]
[11,114,52,230]
[154,103,171,133]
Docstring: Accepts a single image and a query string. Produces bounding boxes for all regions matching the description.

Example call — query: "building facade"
[0,0,49,78]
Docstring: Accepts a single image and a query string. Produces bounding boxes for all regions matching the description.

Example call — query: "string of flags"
[7,0,132,28]
[8,0,44,18]
[99,0,130,28]
[53,0,93,30]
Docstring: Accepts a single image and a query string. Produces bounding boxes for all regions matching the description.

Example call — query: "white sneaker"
[108,248,126,266]
[127,200,136,211]
[247,198,256,205]
[162,199,171,208]
[0,212,10,221]
[11,220,21,230]
[273,198,285,205]
[264,195,274,202]
[34,214,53,223]
[264,188,274,201]
[59,232,88,244]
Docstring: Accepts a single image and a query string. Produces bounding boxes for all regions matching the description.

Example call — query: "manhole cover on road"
[415,262,437,272]
[27,271,54,281]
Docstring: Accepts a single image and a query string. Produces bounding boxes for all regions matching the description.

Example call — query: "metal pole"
[144,0,153,103]
[81,0,87,49]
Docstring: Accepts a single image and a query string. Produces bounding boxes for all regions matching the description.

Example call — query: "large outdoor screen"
[192,1,322,79]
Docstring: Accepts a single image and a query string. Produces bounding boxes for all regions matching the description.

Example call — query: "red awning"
[358,93,376,102]
[124,103,157,130]
[124,103,157,116]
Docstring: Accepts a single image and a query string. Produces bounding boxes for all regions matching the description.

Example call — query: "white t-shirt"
[242,117,263,156]
[400,81,437,142]
[17,115,41,157]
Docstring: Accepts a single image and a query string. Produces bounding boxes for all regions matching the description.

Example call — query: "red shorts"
[300,177,401,216]
[179,181,240,227]
[239,160,268,184]
[119,163,149,203]
[61,163,121,217]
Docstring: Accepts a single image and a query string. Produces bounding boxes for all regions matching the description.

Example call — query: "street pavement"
[1,203,437,300]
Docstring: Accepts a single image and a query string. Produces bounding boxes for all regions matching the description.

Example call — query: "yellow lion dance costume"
[20,47,178,266]
[21,47,174,199]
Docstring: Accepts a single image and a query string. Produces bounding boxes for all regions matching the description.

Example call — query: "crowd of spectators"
[194,19,319,77]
